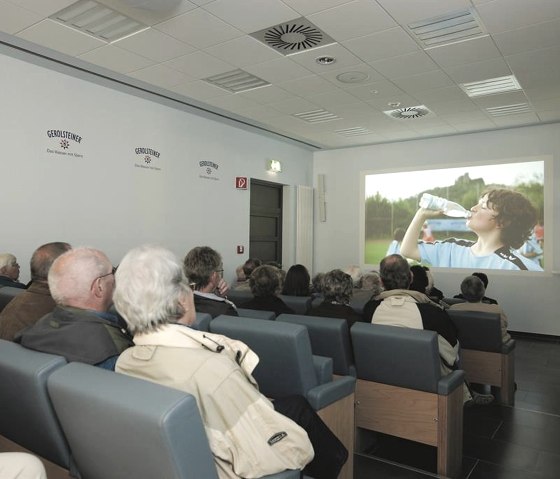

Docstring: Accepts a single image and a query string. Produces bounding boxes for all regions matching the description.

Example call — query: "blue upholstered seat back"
[0,339,70,467]
[210,315,318,398]
[278,295,312,314]
[47,363,219,479]
[0,286,24,312]
[447,310,503,352]
[277,314,355,376]
[351,322,442,393]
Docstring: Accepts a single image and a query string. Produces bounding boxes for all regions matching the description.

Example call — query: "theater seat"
[351,323,464,479]
[237,308,276,320]
[278,295,312,314]
[0,286,24,312]
[0,340,72,478]
[448,309,515,406]
[210,316,355,479]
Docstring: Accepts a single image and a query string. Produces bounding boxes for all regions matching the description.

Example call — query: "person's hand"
[216,278,230,297]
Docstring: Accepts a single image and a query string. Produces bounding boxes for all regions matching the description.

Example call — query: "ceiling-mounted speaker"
[119,0,182,11]
[318,174,326,223]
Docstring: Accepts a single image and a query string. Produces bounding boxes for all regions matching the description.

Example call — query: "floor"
[353,334,560,478]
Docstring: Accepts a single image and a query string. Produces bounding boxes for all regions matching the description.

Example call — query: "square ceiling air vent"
[50,0,147,42]
[336,127,374,137]
[407,8,486,48]
[486,103,532,117]
[251,18,336,56]
[293,109,341,123]
[202,69,270,93]
[460,75,522,97]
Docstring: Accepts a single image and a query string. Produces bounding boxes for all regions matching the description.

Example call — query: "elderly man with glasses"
[184,246,238,318]
[0,253,26,289]
[16,247,132,369]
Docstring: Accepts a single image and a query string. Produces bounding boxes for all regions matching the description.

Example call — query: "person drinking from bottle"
[400,189,543,271]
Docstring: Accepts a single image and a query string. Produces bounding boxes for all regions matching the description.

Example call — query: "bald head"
[48,247,114,311]
[30,242,72,282]
[380,254,411,291]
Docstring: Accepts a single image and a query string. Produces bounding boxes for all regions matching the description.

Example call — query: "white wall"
[0,49,313,284]
[313,124,560,335]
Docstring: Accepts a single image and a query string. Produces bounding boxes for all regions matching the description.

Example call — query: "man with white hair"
[0,253,26,289]
[16,247,132,369]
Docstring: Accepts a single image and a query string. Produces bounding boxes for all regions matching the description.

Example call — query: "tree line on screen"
[365,173,544,240]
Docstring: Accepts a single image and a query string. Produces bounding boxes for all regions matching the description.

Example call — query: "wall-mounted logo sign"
[46,129,84,158]
[134,147,162,171]
[199,160,219,181]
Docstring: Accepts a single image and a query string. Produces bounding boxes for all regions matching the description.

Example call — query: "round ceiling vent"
[264,23,323,52]
[384,105,432,120]
[336,71,370,84]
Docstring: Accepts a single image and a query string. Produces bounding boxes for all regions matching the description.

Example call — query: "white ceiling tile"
[493,18,560,56]
[366,93,421,111]
[204,36,282,67]
[453,118,497,132]
[470,90,529,108]
[491,112,540,127]
[439,109,488,124]
[78,45,153,73]
[410,125,458,136]
[425,99,479,115]
[167,79,229,100]
[281,0,354,16]
[166,50,234,79]
[426,35,501,68]
[392,70,455,93]
[278,75,338,96]
[127,63,191,88]
[318,63,385,89]
[289,44,362,74]
[524,85,560,102]
[17,19,105,56]
[307,89,362,109]
[201,0,299,33]
[537,110,560,122]
[0,0,42,34]
[7,0,75,16]
[267,97,321,115]
[244,57,312,83]
[476,0,560,34]
[189,0,214,5]
[375,0,472,25]
[238,105,285,121]
[443,58,511,84]
[413,86,468,104]
[114,28,195,62]
[99,0,198,26]
[201,92,262,112]
[239,85,295,104]
[308,0,396,42]
[345,79,406,101]
[506,46,560,89]
[369,51,440,79]
[342,28,420,63]
[530,96,560,111]
[154,8,243,48]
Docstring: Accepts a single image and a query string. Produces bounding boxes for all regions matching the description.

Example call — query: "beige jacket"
[116,324,313,479]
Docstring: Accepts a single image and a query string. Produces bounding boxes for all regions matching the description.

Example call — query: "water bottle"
[419,193,472,218]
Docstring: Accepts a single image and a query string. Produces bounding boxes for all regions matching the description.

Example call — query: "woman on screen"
[400,189,543,271]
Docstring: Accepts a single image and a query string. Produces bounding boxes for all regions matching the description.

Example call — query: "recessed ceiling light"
[336,71,370,84]
[388,102,401,108]
[316,56,336,65]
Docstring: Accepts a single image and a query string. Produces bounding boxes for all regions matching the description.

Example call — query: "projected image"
[364,161,544,271]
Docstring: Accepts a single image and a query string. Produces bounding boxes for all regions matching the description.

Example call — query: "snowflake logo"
[60,139,69,149]
[145,156,151,164]
[206,167,212,174]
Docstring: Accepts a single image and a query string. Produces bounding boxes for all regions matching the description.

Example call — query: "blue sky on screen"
[365,161,544,202]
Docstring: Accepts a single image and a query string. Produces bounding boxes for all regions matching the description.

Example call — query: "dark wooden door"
[250,179,283,265]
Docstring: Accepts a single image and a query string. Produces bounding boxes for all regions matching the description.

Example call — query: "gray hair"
[322,269,354,304]
[0,253,17,271]
[249,265,281,297]
[30,242,72,281]
[343,265,363,288]
[48,247,111,306]
[114,245,192,335]
[460,275,485,303]
[361,271,383,296]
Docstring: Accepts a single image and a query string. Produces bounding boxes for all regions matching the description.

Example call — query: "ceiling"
[1,0,560,150]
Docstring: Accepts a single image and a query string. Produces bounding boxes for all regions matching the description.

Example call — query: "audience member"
[232,258,262,291]
[307,269,362,328]
[184,246,238,317]
[282,264,311,296]
[0,253,26,289]
[453,271,498,304]
[0,452,47,479]
[423,266,444,301]
[311,272,324,297]
[113,245,347,479]
[450,275,511,343]
[348,270,382,303]
[16,247,132,370]
[0,242,71,340]
[410,265,446,308]
[363,254,493,406]
[386,227,405,255]
[343,265,363,288]
[240,265,294,316]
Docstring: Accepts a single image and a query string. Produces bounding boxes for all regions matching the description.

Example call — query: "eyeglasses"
[215,269,224,276]
[91,266,116,289]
